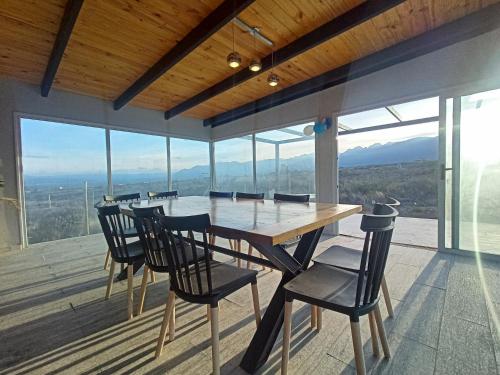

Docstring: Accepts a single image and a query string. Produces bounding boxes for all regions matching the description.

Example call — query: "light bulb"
[227,52,241,68]
[249,59,262,72]
[267,73,279,87]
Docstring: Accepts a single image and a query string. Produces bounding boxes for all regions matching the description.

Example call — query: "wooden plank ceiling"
[1,0,499,124]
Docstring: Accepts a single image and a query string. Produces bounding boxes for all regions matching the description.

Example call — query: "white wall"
[0,79,207,250]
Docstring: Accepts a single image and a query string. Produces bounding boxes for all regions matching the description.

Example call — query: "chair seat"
[284,263,367,316]
[181,261,257,300]
[113,240,144,263]
[313,245,363,271]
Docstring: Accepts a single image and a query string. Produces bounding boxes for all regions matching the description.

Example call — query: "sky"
[20,96,440,175]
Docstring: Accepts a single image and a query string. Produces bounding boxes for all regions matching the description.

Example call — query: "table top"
[126,196,361,246]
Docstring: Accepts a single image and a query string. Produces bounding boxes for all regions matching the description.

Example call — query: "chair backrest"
[209,191,233,198]
[273,193,310,203]
[373,202,398,222]
[354,204,398,310]
[386,196,400,207]
[148,191,178,199]
[133,205,169,271]
[103,193,141,202]
[157,214,214,298]
[97,204,134,261]
[235,192,264,200]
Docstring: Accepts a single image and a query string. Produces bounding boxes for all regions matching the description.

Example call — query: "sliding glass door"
[441,89,500,256]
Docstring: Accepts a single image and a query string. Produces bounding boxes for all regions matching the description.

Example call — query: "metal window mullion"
[166,136,172,191]
[209,141,215,190]
[105,128,112,195]
[451,97,461,250]
[252,134,257,193]
[437,96,447,251]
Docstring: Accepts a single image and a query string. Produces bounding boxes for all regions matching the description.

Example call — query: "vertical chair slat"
[176,230,194,294]
[188,229,203,295]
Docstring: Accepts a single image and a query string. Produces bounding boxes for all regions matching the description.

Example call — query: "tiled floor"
[0,234,499,374]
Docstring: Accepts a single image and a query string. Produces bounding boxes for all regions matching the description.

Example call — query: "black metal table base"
[240,228,324,373]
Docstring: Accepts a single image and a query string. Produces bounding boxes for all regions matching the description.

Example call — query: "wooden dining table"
[126,196,361,373]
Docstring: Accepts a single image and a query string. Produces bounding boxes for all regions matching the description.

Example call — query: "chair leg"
[155,290,176,358]
[228,238,234,250]
[368,312,380,357]
[259,252,266,271]
[103,248,110,270]
[236,240,242,268]
[310,305,317,329]
[127,264,134,320]
[247,244,253,269]
[317,307,322,331]
[251,282,261,327]
[105,260,116,300]
[210,305,220,375]
[374,304,391,358]
[381,275,394,318]
[137,265,149,315]
[281,300,293,375]
[121,263,124,272]
[207,304,211,321]
[150,270,156,283]
[169,297,176,341]
[350,320,366,375]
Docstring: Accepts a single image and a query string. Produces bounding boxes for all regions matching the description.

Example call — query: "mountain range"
[172,136,438,180]
[24,136,438,185]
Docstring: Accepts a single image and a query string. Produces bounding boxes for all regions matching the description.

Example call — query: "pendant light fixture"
[267,50,279,86]
[227,18,241,69]
[248,28,262,72]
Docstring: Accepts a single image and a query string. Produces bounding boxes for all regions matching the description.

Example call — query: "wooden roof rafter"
[40,0,84,97]
[112,0,256,111]
[164,0,407,120]
[204,3,500,127]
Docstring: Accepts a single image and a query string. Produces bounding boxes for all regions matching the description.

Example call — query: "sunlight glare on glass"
[461,89,500,165]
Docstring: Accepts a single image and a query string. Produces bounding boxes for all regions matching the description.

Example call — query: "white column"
[315,116,339,236]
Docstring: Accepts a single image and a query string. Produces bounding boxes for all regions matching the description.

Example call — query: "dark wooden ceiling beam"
[113,0,255,110]
[41,0,84,97]
[204,4,500,127]
[165,0,406,119]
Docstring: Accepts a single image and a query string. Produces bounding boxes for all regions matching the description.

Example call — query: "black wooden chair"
[281,205,398,375]
[273,193,310,250]
[273,193,310,203]
[153,213,261,375]
[209,191,234,198]
[101,193,141,270]
[103,193,141,202]
[97,204,145,320]
[208,191,236,252]
[234,192,266,270]
[133,205,208,317]
[147,191,178,200]
[312,199,400,320]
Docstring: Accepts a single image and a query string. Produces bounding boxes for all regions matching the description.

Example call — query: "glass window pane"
[214,137,253,193]
[171,138,210,196]
[391,97,439,121]
[256,124,315,198]
[339,122,438,219]
[338,108,396,130]
[20,119,107,244]
[459,88,500,255]
[110,130,168,198]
